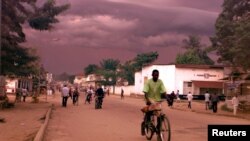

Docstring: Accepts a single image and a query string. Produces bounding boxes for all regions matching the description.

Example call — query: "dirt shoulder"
[171,100,250,121]
[0,96,51,141]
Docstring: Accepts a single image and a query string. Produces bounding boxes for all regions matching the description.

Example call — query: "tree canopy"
[1,0,70,76]
[213,0,250,70]
[176,35,214,65]
[83,52,158,85]
[84,64,99,76]
[133,52,158,71]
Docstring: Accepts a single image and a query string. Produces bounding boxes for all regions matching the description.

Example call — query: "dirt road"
[44,94,250,141]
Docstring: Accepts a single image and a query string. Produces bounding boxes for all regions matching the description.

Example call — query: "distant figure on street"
[61,84,69,107]
[15,88,22,102]
[232,94,239,116]
[95,85,105,109]
[85,87,94,104]
[176,90,180,101]
[107,87,110,96]
[204,91,210,110]
[210,93,219,113]
[22,88,28,102]
[121,87,124,99]
[187,91,193,109]
[168,91,176,107]
[73,87,79,106]
[69,87,73,100]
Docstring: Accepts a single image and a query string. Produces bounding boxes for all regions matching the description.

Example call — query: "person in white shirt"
[85,87,94,104]
[232,94,239,115]
[204,91,210,110]
[61,84,69,107]
[187,91,193,109]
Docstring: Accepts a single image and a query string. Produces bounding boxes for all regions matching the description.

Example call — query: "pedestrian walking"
[95,85,105,109]
[232,94,239,116]
[204,91,210,110]
[15,88,22,102]
[168,91,176,107]
[22,88,28,102]
[61,84,69,107]
[85,87,94,104]
[176,90,180,102]
[69,87,73,100]
[187,91,193,109]
[121,87,124,100]
[107,87,110,96]
[73,87,79,106]
[210,93,219,113]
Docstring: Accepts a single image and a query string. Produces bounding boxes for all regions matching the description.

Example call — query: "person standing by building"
[107,87,110,96]
[187,91,193,109]
[61,84,69,107]
[232,94,239,116]
[210,93,219,113]
[204,91,210,110]
[176,90,180,101]
[121,87,124,100]
[22,88,28,102]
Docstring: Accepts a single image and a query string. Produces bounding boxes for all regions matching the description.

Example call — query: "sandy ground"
[0,93,249,141]
[0,95,51,141]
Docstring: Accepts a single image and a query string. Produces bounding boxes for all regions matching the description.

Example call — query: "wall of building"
[134,64,225,96]
[114,85,134,96]
[134,65,176,95]
[6,79,18,94]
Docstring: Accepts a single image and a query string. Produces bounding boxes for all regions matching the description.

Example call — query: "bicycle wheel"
[145,122,154,140]
[157,115,171,141]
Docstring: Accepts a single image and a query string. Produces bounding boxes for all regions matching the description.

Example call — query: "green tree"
[84,64,99,75]
[98,59,120,93]
[82,52,158,86]
[176,35,214,65]
[1,0,70,76]
[212,0,250,70]
[120,52,158,85]
[119,61,135,85]
[133,52,158,71]
[100,58,120,71]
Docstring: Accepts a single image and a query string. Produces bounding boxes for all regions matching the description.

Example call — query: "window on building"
[188,82,192,87]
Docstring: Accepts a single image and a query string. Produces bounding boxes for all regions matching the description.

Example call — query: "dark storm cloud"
[24,0,223,74]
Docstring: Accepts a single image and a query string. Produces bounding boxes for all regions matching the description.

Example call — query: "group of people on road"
[203,91,220,113]
[84,85,105,106]
[204,91,239,115]
[61,84,106,109]
[61,84,80,107]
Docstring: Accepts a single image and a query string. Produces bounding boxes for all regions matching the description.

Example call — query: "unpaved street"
[44,94,250,141]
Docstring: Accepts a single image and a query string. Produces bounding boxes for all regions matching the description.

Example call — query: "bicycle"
[141,102,171,141]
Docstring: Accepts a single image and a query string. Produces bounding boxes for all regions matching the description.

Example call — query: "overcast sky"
[24,0,224,75]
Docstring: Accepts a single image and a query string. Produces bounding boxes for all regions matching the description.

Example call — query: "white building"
[134,64,225,95]
[73,73,86,87]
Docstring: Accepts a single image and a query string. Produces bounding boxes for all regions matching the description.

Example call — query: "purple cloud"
[24,0,223,74]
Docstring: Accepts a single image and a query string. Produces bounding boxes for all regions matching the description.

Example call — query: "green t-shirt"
[143,79,166,102]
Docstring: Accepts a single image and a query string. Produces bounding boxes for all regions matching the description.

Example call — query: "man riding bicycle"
[95,85,105,109]
[141,69,167,135]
